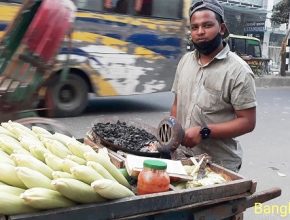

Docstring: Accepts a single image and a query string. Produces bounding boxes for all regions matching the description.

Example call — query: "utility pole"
[262,0,273,58]
[280,11,290,76]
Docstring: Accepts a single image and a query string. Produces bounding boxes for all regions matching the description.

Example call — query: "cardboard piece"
[125,154,193,181]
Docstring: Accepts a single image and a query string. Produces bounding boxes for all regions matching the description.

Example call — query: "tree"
[280,27,290,76]
[271,0,290,76]
[271,0,290,25]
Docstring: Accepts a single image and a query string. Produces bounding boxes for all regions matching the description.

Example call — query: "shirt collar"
[215,42,230,60]
[193,42,230,61]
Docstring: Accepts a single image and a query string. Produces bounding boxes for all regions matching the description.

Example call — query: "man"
[135,0,153,16]
[104,0,128,14]
[170,0,257,172]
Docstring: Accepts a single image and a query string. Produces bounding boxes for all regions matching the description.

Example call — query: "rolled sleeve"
[231,71,257,110]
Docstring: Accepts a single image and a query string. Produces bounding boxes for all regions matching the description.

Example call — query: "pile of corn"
[0,121,134,216]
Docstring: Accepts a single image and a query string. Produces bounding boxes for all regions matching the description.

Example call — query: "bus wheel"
[45,73,88,117]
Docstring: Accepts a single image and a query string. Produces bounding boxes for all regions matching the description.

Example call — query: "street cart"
[0,124,280,220]
[1,184,280,220]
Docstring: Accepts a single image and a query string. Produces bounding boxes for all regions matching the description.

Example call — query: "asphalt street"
[58,87,290,219]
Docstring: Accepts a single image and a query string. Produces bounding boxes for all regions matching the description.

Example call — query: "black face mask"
[192,33,222,55]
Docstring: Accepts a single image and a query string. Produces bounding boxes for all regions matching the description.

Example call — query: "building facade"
[218,0,287,69]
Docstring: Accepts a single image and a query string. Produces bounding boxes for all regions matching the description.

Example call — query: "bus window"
[0,0,22,2]
[151,0,182,19]
[75,0,103,11]
[104,0,129,14]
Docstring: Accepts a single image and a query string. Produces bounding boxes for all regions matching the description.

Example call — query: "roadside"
[255,71,290,87]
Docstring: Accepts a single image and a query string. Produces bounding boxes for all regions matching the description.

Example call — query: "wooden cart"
[1,185,280,220]
[0,136,280,220]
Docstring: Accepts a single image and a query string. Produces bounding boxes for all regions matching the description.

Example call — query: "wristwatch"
[200,127,211,139]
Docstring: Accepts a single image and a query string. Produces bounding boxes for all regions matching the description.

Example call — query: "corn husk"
[66,155,86,165]
[0,185,25,195]
[19,135,48,161]
[0,163,26,188]
[0,150,15,165]
[62,159,79,173]
[0,192,37,215]
[67,140,96,159]
[84,152,130,188]
[32,126,52,136]
[44,153,64,171]
[70,165,104,185]
[52,132,74,146]
[0,122,13,132]
[10,121,36,135]
[0,125,17,138]
[183,165,197,175]
[16,167,53,190]
[52,171,74,179]
[52,178,106,203]
[91,179,134,200]
[172,182,187,190]
[98,147,110,161]
[185,171,227,188]
[44,139,72,158]
[21,187,75,209]
[87,161,116,181]
[2,122,36,140]
[29,146,49,162]
[11,154,53,179]
[38,134,55,142]
[13,148,32,155]
[18,134,44,150]
[0,133,23,154]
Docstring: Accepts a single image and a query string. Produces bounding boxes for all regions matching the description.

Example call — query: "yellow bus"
[0,0,192,117]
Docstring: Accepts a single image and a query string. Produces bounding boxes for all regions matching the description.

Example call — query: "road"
[58,87,290,219]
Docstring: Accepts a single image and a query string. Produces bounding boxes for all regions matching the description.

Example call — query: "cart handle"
[246,187,281,208]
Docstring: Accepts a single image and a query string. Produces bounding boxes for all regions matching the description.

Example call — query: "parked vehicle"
[227,34,262,57]
[227,34,270,75]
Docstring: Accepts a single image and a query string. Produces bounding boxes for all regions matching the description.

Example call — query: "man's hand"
[181,126,202,148]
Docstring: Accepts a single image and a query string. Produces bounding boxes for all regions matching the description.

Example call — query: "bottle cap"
[143,160,167,170]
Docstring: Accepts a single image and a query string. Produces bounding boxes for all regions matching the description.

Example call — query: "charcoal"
[93,121,157,151]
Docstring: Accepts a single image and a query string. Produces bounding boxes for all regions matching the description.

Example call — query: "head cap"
[189,0,229,38]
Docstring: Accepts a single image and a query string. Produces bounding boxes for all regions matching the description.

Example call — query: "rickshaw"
[0,0,75,133]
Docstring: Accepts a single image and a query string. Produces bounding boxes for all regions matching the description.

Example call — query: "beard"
[192,33,222,55]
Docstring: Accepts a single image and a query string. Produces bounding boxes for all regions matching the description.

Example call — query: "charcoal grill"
[91,116,160,157]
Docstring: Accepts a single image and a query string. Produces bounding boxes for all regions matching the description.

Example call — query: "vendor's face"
[190,10,225,44]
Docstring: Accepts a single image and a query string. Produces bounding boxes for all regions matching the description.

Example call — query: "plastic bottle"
[137,159,170,195]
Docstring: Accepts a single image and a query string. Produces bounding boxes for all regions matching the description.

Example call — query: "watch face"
[200,127,211,139]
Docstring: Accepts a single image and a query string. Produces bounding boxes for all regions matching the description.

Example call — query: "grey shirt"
[171,44,257,172]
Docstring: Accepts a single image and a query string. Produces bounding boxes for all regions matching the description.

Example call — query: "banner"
[244,21,265,33]
[222,0,263,7]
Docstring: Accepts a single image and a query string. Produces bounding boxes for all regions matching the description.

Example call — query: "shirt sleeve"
[231,70,257,110]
